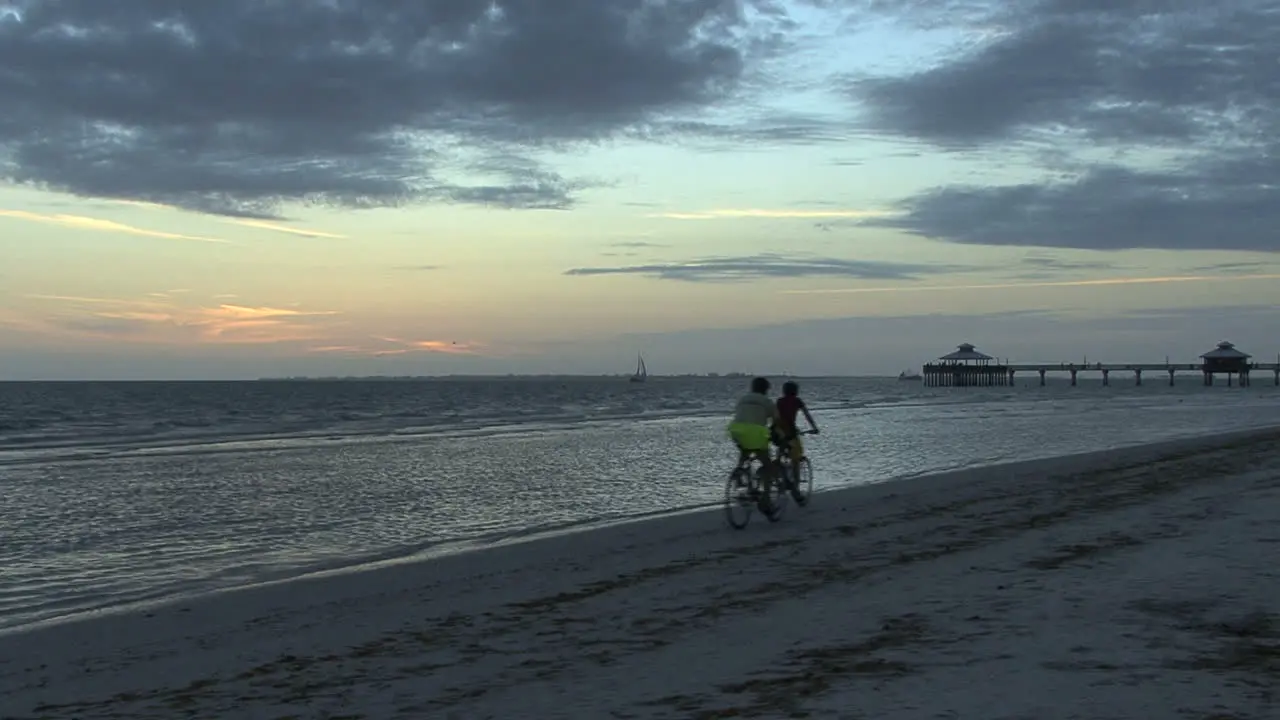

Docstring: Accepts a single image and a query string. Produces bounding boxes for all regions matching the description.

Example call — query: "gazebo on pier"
[923,343,1011,387]
[1200,340,1252,386]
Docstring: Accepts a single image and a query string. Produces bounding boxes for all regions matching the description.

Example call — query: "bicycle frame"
[772,428,816,461]
[772,428,816,488]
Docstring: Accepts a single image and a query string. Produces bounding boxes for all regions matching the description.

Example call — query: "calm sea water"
[2,376,1280,633]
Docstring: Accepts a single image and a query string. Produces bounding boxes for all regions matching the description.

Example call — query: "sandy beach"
[3,428,1279,719]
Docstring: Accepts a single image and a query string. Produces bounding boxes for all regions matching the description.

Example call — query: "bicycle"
[724,447,787,530]
[774,429,817,508]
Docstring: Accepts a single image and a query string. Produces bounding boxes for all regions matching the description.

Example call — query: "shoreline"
[5,423,1275,638]
[3,425,1279,718]
[5,420,1274,632]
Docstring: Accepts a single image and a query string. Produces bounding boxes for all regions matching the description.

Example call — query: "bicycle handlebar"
[772,428,818,444]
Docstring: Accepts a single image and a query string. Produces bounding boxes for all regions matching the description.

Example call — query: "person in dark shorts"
[774,380,819,463]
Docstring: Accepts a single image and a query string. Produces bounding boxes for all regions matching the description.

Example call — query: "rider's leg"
[756,449,777,489]
[733,445,751,485]
[731,423,773,497]
[728,424,754,485]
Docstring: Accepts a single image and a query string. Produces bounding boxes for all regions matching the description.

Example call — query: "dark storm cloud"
[868,163,1280,252]
[852,1,1280,253]
[0,0,795,217]
[564,253,963,281]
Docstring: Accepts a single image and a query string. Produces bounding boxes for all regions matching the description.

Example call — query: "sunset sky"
[2,1,1278,379]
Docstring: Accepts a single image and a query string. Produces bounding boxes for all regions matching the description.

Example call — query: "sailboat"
[629,354,648,383]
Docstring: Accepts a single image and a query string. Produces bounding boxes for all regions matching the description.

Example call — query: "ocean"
[3,375,1279,633]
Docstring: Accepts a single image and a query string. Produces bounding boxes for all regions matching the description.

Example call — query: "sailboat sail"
[630,354,647,382]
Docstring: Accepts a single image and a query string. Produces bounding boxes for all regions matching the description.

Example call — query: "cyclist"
[728,376,782,498]
[774,380,819,465]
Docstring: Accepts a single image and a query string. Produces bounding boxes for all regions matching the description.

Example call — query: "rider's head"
[782,381,799,397]
[750,376,771,394]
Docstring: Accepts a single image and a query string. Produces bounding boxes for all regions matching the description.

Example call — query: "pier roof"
[1200,340,1251,360]
[938,343,993,362]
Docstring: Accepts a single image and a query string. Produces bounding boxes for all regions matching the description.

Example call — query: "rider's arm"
[800,400,819,432]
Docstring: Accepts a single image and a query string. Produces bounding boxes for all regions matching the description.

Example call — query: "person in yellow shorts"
[727,376,782,498]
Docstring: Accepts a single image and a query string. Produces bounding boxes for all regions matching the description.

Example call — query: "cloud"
[0,1,802,218]
[1019,255,1113,272]
[310,336,480,357]
[18,294,339,344]
[0,209,231,243]
[600,240,666,258]
[1012,253,1119,278]
[782,273,1280,295]
[224,218,346,239]
[608,241,667,248]
[565,253,963,282]
[100,199,175,211]
[1187,261,1279,275]
[850,1,1280,252]
[99,198,345,237]
[630,111,866,150]
[865,165,1280,252]
[26,294,143,305]
[405,339,476,355]
[1079,304,1279,333]
[649,208,895,220]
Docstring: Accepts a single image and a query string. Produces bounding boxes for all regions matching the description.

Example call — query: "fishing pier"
[921,341,1280,388]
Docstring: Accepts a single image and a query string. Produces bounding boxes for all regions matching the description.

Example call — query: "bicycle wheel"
[724,466,754,529]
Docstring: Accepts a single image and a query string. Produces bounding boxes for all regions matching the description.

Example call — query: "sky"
[1,0,1278,380]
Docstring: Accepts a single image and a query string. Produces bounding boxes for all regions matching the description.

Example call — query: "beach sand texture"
[3,428,1278,719]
